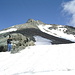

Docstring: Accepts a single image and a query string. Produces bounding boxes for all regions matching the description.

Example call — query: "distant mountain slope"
[0,19,75,52]
[38,24,75,42]
[0,19,75,45]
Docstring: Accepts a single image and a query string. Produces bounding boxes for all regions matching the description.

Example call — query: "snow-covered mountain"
[0,19,75,45]
[38,24,75,42]
[0,40,75,75]
[0,19,75,75]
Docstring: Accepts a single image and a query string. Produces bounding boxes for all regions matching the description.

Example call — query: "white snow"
[38,25,75,42]
[33,36,52,45]
[0,24,75,75]
[0,43,75,75]
[0,28,17,34]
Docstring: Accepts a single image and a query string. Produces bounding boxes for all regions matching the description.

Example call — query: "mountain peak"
[26,19,45,25]
[26,19,35,23]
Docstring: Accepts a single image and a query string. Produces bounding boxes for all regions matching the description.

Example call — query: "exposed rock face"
[10,33,34,53]
[26,19,36,23]
[0,19,75,53]
[0,36,7,52]
[0,33,35,53]
[26,19,45,25]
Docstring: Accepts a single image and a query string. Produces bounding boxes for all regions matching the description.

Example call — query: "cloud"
[62,0,75,26]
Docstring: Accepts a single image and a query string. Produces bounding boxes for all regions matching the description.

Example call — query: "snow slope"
[38,25,75,42]
[0,42,75,75]
[0,24,75,75]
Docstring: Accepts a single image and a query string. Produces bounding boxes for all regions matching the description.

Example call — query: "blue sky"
[0,0,73,30]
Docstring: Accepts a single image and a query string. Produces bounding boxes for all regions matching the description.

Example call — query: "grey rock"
[0,33,35,53]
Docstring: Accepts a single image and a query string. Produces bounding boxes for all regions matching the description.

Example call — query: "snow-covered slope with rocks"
[0,19,75,75]
[0,19,75,44]
[38,24,75,42]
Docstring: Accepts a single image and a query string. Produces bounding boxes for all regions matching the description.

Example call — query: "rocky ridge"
[0,19,75,53]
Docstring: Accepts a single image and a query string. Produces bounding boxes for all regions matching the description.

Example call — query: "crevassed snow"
[38,25,75,42]
[0,43,75,75]
[0,28,17,34]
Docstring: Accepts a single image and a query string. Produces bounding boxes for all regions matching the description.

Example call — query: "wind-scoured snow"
[38,25,75,42]
[0,28,17,34]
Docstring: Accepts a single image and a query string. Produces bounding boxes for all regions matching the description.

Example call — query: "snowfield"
[0,24,75,75]
[0,43,75,75]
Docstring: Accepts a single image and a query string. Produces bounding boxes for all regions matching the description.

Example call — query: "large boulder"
[0,37,7,52]
[0,33,35,53]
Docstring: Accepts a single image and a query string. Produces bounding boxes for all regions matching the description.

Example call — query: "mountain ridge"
[1,19,75,35]
[0,19,75,52]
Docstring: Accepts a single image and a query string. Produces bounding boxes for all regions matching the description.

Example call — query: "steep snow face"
[0,43,75,75]
[0,28,17,34]
[38,25,75,42]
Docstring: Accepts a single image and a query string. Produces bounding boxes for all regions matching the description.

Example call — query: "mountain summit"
[0,19,75,52]
[26,19,45,24]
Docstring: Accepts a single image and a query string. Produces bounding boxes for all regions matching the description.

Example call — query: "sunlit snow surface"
[0,43,75,75]
[0,25,75,75]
